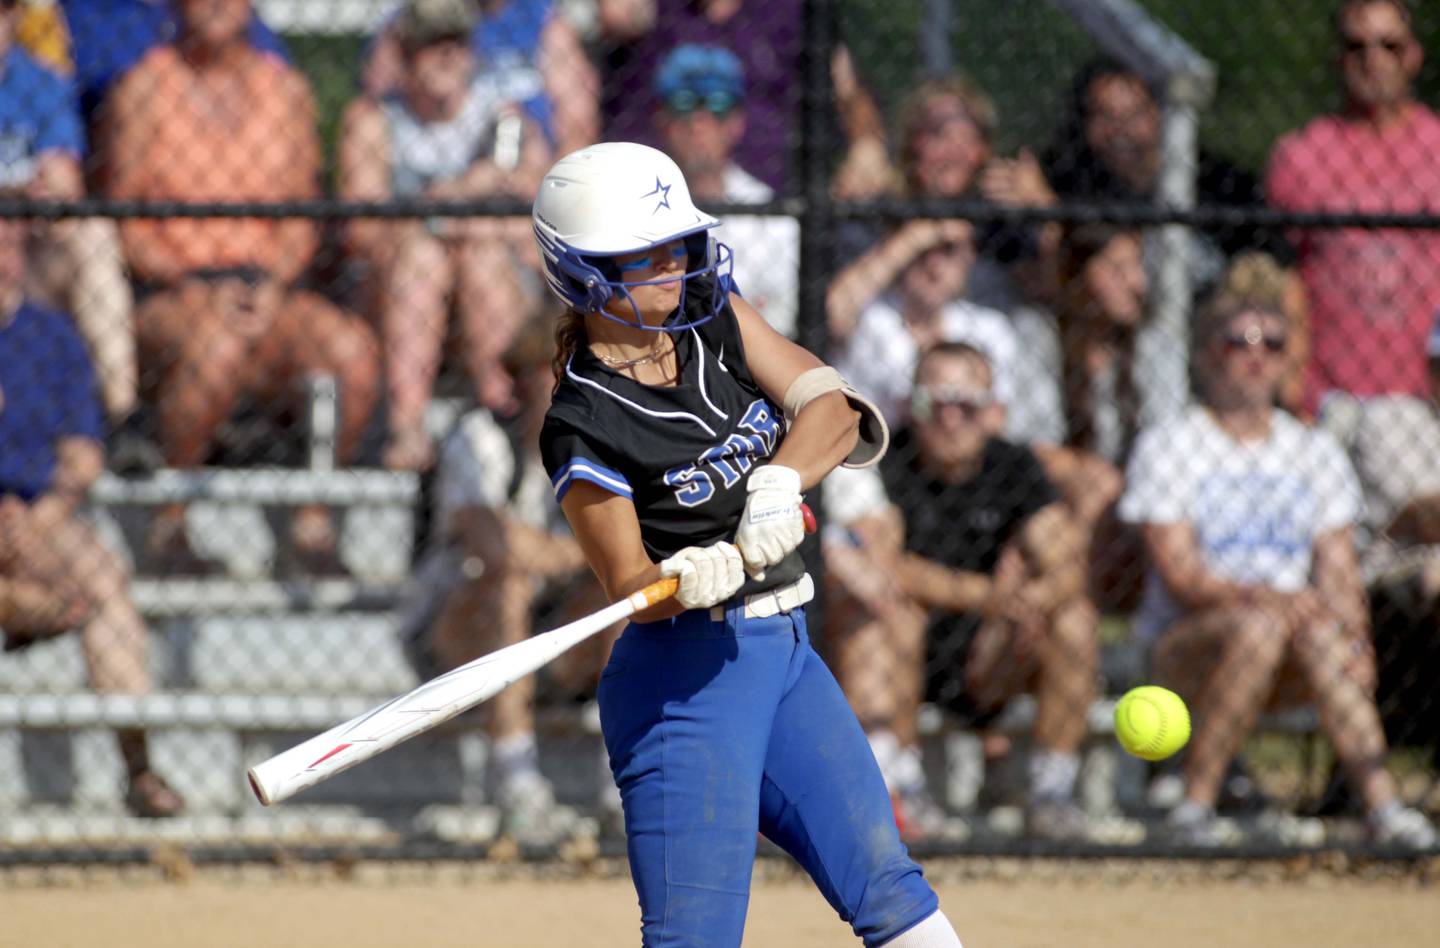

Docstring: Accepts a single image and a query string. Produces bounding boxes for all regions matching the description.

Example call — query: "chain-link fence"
[0,0,1437,865]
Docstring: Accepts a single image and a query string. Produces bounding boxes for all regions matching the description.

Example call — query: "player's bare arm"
[559,480,686,623]
[730,293,860,489]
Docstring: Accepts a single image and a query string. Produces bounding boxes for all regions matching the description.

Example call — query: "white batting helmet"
[532,142,732,330]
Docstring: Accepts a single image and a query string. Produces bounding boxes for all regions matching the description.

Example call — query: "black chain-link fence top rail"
[0,0,1435,862]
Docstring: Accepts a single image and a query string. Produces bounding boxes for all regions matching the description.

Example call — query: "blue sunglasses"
[665,90,740,115]
[616,243,689,273]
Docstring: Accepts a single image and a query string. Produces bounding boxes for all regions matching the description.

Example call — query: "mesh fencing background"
[0,0,1437,863]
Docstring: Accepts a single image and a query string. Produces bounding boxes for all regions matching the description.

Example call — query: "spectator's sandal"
[126,770,185,819]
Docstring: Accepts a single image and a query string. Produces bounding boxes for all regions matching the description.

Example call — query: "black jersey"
[540,273,804,596]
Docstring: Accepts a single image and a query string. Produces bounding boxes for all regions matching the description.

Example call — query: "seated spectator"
[873,342,1099,841]
[832,223,1025,432]
[1321,320,1440,779]
[826,73,1061,336]
[0,213,182,817]
[101,0,381,572]
[59,0,288,131]
[338,0,551,471]
[398,320,615,842]
[648,44,800,336]
[1266,0,1440,417]
[1041,57,1287,297]
[1118,291,1436,848]
[361,0,599,158]
[1005,225,1174,612]
[1,1,149,468]
[598,0,884,198]
[819,462,952,842]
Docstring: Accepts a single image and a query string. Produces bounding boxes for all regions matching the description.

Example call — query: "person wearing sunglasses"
[651,43,800,338]
[865,341,1099,842]
[1118,289,1437,849]
[1267,0,1440,418]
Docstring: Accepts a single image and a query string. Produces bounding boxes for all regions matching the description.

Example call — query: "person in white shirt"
[1119,292,1435,849]
[398,322,614,843]
[651,43,800,337]
[832,227,1029,433]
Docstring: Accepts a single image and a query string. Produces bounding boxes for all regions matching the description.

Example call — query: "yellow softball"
[1114,686,1191,761]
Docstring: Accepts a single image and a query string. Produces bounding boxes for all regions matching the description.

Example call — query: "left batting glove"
[735,464,804,579]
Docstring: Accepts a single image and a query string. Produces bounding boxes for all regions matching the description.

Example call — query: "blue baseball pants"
[597,601,939,947]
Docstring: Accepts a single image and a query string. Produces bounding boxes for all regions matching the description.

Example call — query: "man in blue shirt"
[0,213,182,817]
[2,1,147,465]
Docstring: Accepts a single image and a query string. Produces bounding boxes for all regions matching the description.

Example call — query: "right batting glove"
[735,464,805,580]
[660,541,745,610]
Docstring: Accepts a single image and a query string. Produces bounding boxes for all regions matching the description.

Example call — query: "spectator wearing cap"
[359,0,599,159]
[339,0,552,471]
[650,42,800,337]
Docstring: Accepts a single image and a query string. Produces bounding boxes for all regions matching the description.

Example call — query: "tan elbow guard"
[782,366,889,469]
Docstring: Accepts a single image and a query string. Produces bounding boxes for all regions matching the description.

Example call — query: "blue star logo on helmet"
[641,176,672,214]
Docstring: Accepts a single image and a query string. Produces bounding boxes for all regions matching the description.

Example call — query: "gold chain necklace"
[593,343,670,371]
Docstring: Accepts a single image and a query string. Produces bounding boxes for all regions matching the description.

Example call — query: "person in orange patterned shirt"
[101,0,381,573]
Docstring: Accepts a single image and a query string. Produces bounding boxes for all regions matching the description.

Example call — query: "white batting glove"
[660,541,745,610]
[735,464,804,580]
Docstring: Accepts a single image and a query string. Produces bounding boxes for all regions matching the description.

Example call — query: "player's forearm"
[769,391,859,490]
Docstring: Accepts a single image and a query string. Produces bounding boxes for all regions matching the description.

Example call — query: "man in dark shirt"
[882,341,1099,840]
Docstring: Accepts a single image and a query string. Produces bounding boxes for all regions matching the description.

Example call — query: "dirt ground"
[2,858,1437,948]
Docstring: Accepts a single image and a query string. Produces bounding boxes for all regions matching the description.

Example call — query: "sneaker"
[1163,801,1223,847]
[496,771,573,847]
[1369,804,1438,850]
[1027,799,1090,842]
[892,785,956,843]
[108,409,165,476]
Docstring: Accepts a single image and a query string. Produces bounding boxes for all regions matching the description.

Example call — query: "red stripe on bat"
[308,743,352,769]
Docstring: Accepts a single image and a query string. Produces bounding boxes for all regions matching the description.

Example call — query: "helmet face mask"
[532,143,733,332]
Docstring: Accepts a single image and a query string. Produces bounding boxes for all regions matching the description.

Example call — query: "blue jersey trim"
[551,459,634,501]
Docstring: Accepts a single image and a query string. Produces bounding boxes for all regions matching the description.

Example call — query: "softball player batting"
[533,143,964,947]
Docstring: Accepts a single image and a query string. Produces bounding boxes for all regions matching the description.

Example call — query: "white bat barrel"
[247,588,656,805]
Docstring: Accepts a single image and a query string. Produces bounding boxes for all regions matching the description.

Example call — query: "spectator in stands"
[1266,0,1440,417]
[826,74,1058,337]
[101,0,381,572]
[877,342,1099,841]
[361,0,599,159]
[1118,290,1436,848]
[399,320,613,842]
[832,222,1027,432]
[0,212,182,818]
[1321,316,1440,781]
[819,463,953,842]
[1,1,150,469]
[59,0,289,130]
[648,43,800,337]
[1042,58,1286,297]
[598,0,886,197]
[1050,224,1171,465]
[338,0,551,471]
